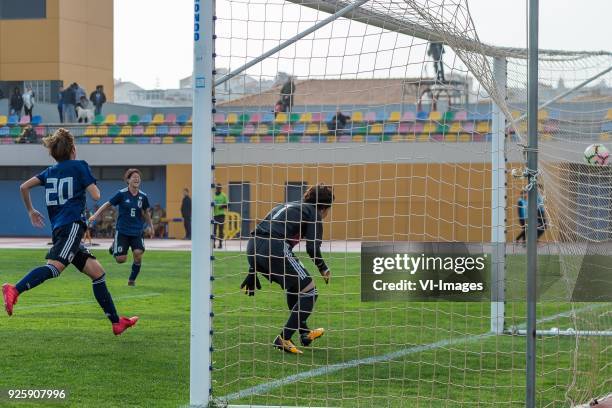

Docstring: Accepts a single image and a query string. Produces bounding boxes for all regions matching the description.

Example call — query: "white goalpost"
[190,0,612,406]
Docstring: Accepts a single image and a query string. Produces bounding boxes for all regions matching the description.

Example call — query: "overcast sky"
[114,0,612,90]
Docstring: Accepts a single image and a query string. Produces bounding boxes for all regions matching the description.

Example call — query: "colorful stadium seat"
[467,112,490,121]
[292,124,305,134]
[108,125,121,137]
[305,124,319,134]
[19,116,30,125]
[162,137,174,144]
[92,114,104,126]
[442,111,455,122]
[128,114,140,126]
[180,126,192,135]
[364,112,377,122]
[236,113,248,124]
[275,112,288,123]
[311,112,324,122]
[165,113,177,124]
[462,122,475,132]
[7,115,18,126]
[449,122,462,133]
[401,111,416,122]
[606,109,612,121]
[289,113,300,122]
[275,135,287,143]
[9,126,21,137]
[83,126,96,136]
[144,125,156,136]
[411,123,424,133]
[35,126,45,136]
[152,113,165,125]
[89,137,101,144]
[116,114,129,125]
[140,114,152,125]
[459,134,472,142]
[538,109,549,121]
[243,124,256,135]
[119,126,132,136]
[261,113,275,123]
[601,122,612,132]
[113,137,125,144]
[249,113,262,123]
[398,123,411,133]
[369,123,383,135]
[445,134,457,142]
[150,136,162,144]
[600,132,610,141]
[351,111,363,122]
[383,124,397,134]
[429,111,442,121]
[177,114,189,125]
[132,125,144,136]
[96,126,108,136]
[476,122,491,133]
[256,124,269,135]
[31,115,42,126]
[261,135,273,143]
[0,126,9,137]
[388,111,401,122]
[169,125,181,135]
[300,112,312,123]
[416,111,429,121]
[423,123,437,133]
[437,124,449,133]
[0,116,6,126]
[103,114,117,125]
[156,125,169,136]
[453,111,467,121]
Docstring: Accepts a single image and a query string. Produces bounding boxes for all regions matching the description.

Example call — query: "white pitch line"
[16,292,162,311]
[220,304,609,402]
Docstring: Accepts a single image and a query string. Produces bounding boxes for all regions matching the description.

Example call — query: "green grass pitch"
[0,249,609,407]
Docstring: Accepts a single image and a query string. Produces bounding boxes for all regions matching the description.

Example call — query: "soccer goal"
[190,0,612,406]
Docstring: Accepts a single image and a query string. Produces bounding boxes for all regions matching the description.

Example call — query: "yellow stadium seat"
[225,136,236,143]
[226,113,238,124]
[85,126,97,136]
[306,124,319,134]
[351,112,363,122]
[120,126,132,136]
[275,135,287,143]
[96,126,108,136]
[538,109,549,121]
[418,134,429,142]
[391,134,403,142]
[423,123,437,133]
[250,135,260,143]
[459,133,471,142]
[429,111,442,121]
[320,124,328,134]
[187,137,192,144]
[353,135,364,143]
[300,112,312,123]
[256,124,268,135]
[327,135,336,143]
[103,114,117,125]
[405,134,416,142]
[162,137,174,144]
[476,122,491,133]
[275,113,288,123]
[152,114,165,125]
[449,122,462,133]
[370,123,384,134]
[113,137,125,144]
[180,126,192,135]
[144,125,156,136]
[599,132,610,141]
[606,109,612,120]
[0,116,7,126]
[89,137,101,144]
[445,134,457,142]
[388,111,401,122]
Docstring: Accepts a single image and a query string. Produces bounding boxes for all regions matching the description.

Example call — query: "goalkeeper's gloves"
[240,268,261,296]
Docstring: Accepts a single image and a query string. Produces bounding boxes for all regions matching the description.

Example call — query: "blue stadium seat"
[0,126,9,137]
[261,113,275,123]
[416,111,429,121]
[7,115,18,126]
[31,115,42,125]
[140,114,152,125]
[467,111,491,121]
[177,113,189,125]
[602,122,612,132]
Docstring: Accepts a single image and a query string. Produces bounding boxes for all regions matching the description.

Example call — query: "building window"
[0,0,46,19]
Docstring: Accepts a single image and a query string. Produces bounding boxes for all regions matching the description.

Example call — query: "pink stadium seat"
[214,113,225,124]
[132,125,144,136]
[116,114,128,125]
[168,126,181,135]
[250,113,262,123]
[401,111,416,122]
[461,122,475,132]
[281,124,292,133]
[214,136,225,144]
[262,135,274,143]
[411,123,424,133]
[243,124,256,135]
[311,112,324,122]
[19,116,30,125]
[165,113,177,124]
[364,112,377,122]
[398,123,411,133]
[454,111,468,121]
[338,135,352,142]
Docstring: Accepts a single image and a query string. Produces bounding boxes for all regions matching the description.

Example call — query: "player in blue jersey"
[89,168,154,286]
[2,128,139,335]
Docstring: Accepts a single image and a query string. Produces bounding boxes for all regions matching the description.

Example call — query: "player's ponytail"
[303,184,334,209]
[42,128,75,162]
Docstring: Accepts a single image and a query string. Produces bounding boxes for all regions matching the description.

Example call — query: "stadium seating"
[31,115,42,126]
[7,115,18,126]
[177,114,189,125]
[116,114,129,125]
[140,114,153,125]
[165,113,177,124]
[128,114,140,126]
[92,115,105,126]
[19,116,30,125]
[152,113,165,125]
[103,114,117,125]
[0,126,9,137]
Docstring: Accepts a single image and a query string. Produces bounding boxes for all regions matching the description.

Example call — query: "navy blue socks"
[92,274,119,324]
[129,263,141,282]
[15,264,60,293]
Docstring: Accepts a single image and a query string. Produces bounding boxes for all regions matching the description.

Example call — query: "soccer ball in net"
[584,143,610,165]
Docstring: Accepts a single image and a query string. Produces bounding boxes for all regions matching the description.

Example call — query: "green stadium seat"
[128,114,140,126]
[442,111,455,122]
[92,114,104,126]
[238,113,250,124]
[289,113,300,122]
[108,125,121,137]
[10,126,22,137]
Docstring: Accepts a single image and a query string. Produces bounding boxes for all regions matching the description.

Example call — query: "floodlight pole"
[491,57,507,335]
[191,0,214,406]
[526,0,539,407]
[214,0,370,87]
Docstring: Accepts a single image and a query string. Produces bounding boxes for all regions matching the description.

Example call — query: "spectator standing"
[62,84,77,123]
[280,78,295,113]
[327,110,351,135]
[213,184,229,249]
[9,87,23,119]
[90,85,107,116]
[23,86,35,122]
[181,188,192,240]
[428,42,445,82]
[57,86,64,123]
[151,203,167,238]
[75,83,86,103]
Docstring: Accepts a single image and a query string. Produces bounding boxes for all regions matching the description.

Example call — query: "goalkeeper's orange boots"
[300,328,325,347]
[273,335,303,354]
